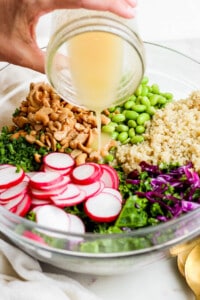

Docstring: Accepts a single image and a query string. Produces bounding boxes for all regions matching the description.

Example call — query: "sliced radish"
[31,197,52,207]
[0,181,28,201]
[30,185,67,199]
[76,180,104,198]
[0,188,6,194]
[25,171,38,178]
[70,163,101,185]
[67,214,85,243]
[35,205,71,234]
[15,193,31,217]
[37,174,70,191]
[51,190,86,207]
[2,193,25,212]
[23,175,31,182]
[0,166,25,189]
[29,171,62,189]
[68,214,85,234]
[50,183,80,201]
[0,164,12,170]
[84,192,122,222]
[43,152,75,170]
[43,165,72,176]
[31,205,43,213]
[100,164,119,189]
[23,230,46,244]
[102,187,123,203]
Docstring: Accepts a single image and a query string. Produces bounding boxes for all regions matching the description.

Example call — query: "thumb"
[13,43,46,73]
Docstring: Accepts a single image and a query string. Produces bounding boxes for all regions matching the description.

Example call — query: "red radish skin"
[23,175,31,182]
[29,171,62,189]
[51,190,86,207]
[0,166,25,189]
[3,192,28,213]
[30,185,68,200]
[37,174,70,191]
[43,153,75,170]
[0,181,28,201]
[31,198,51,207]
[84,192,122,222]
[44,165,72,176]
[76,181,104,198]
[70,163,101,185]
[23,230,46,244]
[15,193,31,217]
[100,164,119,189]
[50,183,81,201]
[102,187,123,203]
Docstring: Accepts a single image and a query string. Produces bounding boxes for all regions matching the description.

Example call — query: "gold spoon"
[170,237,200,256]
[177,250,190,277]
[184,244,200,300]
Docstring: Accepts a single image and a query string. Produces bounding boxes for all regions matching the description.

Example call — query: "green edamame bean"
[135,84,143,96]
[101,124,115,134]
[158,96,167,105]
[146,106,156,115]
[151,84,160,94]
[117,132,129,143]
[128,95,136,102]
[135,125,145,134]
[111,113,126,123]
[141,76,149,85]
[141,85,149,96]
[108,106,116,113]
[140,96,150,106]
[108,122,118,128]
[130,135,144,144]
[104,154,114,163]
[124,100,135,109]
[124,110,139,120]
[137,113,150,125]
[150,94,160,106]
[121,138,130,145]
[116,124,129,132]
[163,92,173,100]
[128,128,135,138]
[147,92,153,98]
[132,104,146,113]
[111,131,119,140]
[122,109,127,115]
[114,106,123,114]
[127,120,137,128]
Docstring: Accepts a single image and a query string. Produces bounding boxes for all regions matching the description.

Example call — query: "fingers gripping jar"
[45,9,145,112]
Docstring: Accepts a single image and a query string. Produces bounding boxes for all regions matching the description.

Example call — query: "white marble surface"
[42,257,193,300]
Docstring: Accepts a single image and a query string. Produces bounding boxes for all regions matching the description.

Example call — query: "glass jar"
[45,9,145,111]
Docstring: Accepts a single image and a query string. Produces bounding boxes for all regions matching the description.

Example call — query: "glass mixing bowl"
[0,42,200,276]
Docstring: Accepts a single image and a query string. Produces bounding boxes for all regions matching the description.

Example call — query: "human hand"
[0,0,137,73]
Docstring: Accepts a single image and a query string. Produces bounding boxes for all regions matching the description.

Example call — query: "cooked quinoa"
[116,91,200,173]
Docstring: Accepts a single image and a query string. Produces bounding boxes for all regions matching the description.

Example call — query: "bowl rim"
[1,41,199,73]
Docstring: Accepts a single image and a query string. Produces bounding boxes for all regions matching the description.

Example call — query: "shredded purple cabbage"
[126,161,200,222]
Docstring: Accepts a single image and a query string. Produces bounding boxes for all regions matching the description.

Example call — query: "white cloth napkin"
[0,238,101,300]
